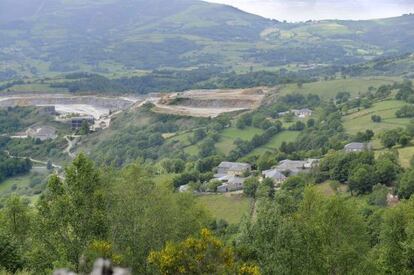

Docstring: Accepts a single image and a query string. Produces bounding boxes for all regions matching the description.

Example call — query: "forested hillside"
[2,0,414,81]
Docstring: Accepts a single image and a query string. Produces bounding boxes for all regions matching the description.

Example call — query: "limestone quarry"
[152,88,267,117]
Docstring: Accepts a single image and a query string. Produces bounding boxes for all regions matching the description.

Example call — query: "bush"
[371,115,382,123]
[396,105,414,118]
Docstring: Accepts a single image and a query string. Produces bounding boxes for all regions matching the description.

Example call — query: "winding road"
[4,150,62,170]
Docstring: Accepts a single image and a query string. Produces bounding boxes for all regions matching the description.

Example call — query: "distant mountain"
[1,0,414,81]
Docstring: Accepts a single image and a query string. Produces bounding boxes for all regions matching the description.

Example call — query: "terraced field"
[343,100,410,134]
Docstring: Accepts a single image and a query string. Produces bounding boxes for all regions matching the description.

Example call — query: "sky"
[205,0,414,22]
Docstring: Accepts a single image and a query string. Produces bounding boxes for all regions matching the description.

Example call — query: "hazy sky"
[205,0,414,21]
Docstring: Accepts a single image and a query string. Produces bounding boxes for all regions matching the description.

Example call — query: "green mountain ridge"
[1,0,414,81]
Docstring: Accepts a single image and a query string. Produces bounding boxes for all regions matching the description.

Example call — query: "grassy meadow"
[196,193,252,224]
[343,100,410,135]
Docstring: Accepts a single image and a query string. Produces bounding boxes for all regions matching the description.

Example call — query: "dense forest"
[50,68,322,95]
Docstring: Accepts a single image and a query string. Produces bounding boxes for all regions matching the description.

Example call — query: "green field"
[343,100,410,134]
[0,169,49,201]
[215,127,264,155]
[196,193,251,224]
[215,137,236,155]
[0,174,32,194]
[279,77,399,99]
[220,127,263,140]
[248,131,300,156]
[397,146,414,168]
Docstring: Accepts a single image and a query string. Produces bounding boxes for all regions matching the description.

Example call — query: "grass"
[248,131,300,156]
[315,181,348,197]
[196,193,251,224]
[215,126,264,155]
[215,136,236,155]
[0,169,49,199]
[343,100,409,134]
[184,144,199,155]
[0,174,32,194]
[397,146,414,168]
[220,127,263,140]
[279,77,400,99]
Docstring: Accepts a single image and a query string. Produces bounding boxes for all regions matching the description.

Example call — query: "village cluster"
[180,141,371,193]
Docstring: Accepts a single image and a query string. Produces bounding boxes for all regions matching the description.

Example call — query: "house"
[278,108,313,118]
[217,176,246,193]
[213,162,251,193]
[274,159,319,176]
[262,169,287,184]
[344,142,371,153]
[26,126,57,141]
[215,162,251,178]
[71,116,95,129]
[292,108,313,118]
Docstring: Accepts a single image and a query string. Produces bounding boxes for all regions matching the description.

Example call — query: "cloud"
[205,0,414,21]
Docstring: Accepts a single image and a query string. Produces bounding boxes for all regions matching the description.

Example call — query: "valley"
[1,1,414,274]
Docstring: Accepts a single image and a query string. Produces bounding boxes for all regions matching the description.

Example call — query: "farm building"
[262,169,287,185]
[278,108,313,118]
[274,159,319,176]
[217,176,246,193]
[344,142,372,153]
[215,162,251,178]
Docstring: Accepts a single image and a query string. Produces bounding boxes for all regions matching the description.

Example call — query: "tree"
[191,129,207,143]
[335,91,351,104]
[252,114,265,128]
[3,195,31,243]
[243,177,259,198]
[406,120,414,137]
[349,165,377,195]
[371,115,382,123]
[396,105,414,118]
[397,169,414,199]
[109,164,209,273]
[375,199,414,274]
[198,138,216,158]
[256,178,275,199]
[355,129,374,142]
[307,118,315,128]
[32,153,108,272]
[46,160,53,171]
[79,120,90,135]
[381,129,401,148]
[238,188,370,275]
[282,176,305,191]
[260,119,273,130]
[289,121,305,131]
[399,134,410,147]
[256,151,275,171]
[236,114,252,129]
[0,233,24,273]
[368,184,389,207]
[148,229,260,275]
[375,158,399,186]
